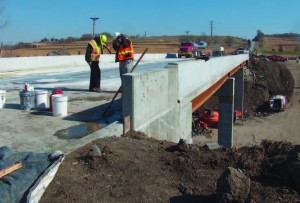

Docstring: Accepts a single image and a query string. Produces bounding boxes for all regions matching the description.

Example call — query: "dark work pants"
[89,62,101,91]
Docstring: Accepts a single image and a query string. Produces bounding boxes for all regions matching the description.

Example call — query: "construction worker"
[85,34,111,92]
[112,32,134,91]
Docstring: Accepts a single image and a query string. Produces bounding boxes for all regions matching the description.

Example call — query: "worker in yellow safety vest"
[85,34,112,92]
[112,32,134,91]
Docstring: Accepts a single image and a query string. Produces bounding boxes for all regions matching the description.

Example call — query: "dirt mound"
[47,48,70,56]
[245,60,294,116]
[199,59,295,117]
[40,136,299,202]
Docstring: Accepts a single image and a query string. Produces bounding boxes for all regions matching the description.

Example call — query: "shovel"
[102,48,148,117]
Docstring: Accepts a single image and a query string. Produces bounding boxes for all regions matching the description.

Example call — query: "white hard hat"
[114,32,121,37]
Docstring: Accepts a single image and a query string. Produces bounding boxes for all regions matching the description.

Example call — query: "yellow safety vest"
[88,40,101,61]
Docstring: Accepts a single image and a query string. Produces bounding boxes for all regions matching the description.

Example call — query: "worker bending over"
[112,32,134,91]
[85,34,112,92]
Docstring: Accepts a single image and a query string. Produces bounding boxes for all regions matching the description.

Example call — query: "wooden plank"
[0,163,23,178]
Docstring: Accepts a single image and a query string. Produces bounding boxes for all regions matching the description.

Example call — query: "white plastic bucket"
[35,90,48,109]
[0,90,6,109]
[52,94,68,117]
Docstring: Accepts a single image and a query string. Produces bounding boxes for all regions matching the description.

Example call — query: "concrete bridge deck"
[0,54,248,153]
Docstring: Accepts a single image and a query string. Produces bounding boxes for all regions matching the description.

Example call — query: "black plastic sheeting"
[0,146,54,203]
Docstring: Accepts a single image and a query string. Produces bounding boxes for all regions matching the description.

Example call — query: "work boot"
[92,87,103,93]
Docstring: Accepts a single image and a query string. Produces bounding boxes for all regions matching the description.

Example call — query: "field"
[1,36,247,57]
[2,35,300,58]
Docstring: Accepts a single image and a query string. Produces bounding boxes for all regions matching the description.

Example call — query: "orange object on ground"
[234,110,242,117]
[202,110,219,126]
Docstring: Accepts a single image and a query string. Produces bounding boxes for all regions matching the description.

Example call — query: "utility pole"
[185,31,190,42]
[210,21,214,37]
[90,17,99,38]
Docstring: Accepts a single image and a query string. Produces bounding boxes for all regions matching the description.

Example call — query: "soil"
[40,59,300,202]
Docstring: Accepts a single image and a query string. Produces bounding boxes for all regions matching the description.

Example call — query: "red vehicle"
[178,42,201,58]
[267,55,288,62]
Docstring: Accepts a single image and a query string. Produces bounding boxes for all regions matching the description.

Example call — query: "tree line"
[253,30,300,42]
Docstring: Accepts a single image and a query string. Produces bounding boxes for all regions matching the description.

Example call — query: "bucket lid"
[35,90,48,94]
[19,91,35,95]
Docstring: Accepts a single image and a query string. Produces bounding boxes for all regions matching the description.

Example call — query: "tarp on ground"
[0,146,64,203]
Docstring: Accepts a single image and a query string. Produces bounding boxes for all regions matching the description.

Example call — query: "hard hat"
[100,35,107,44]
[114,32,121,38]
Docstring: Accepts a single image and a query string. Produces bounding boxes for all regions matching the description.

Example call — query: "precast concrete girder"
[191,61,247,112]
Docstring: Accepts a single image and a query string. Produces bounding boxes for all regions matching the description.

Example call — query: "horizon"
[3,33,300,46]
[1,0,300,44]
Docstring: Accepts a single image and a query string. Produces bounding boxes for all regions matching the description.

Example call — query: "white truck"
[196,41,207,49]
[212,45,225,57]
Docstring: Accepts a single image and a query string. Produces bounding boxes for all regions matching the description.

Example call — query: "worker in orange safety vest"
[112,32,134,91]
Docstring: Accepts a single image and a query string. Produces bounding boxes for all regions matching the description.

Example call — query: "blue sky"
[1,0,300,44]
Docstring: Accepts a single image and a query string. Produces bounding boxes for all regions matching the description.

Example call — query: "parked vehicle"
[269,95,288,111]
[212,45,225,57]
[178,42,202,58]
[236,50,249,55]
[267,55,288,62]
[196,41,207,49]
[257,55,270,61]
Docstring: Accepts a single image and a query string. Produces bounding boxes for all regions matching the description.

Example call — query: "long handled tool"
[102,48,148,117]
[0,162,22,178]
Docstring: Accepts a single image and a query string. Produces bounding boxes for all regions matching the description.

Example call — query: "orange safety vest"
[117,38,134,61]
[88,40,101,62]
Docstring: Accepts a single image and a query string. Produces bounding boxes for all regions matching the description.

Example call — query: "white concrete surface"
[178,54,248,102]
[0,54,182,154]
[123,55,248,144]
[0,54,182,91]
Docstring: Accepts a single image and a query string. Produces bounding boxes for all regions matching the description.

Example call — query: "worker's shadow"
[63,98,122,124]
[2,103,20,110]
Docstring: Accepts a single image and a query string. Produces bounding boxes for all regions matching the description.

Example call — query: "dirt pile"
[199,59,295,118]
[244,59,294,116]
[40,136,300,203]
[47,48,70,56]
